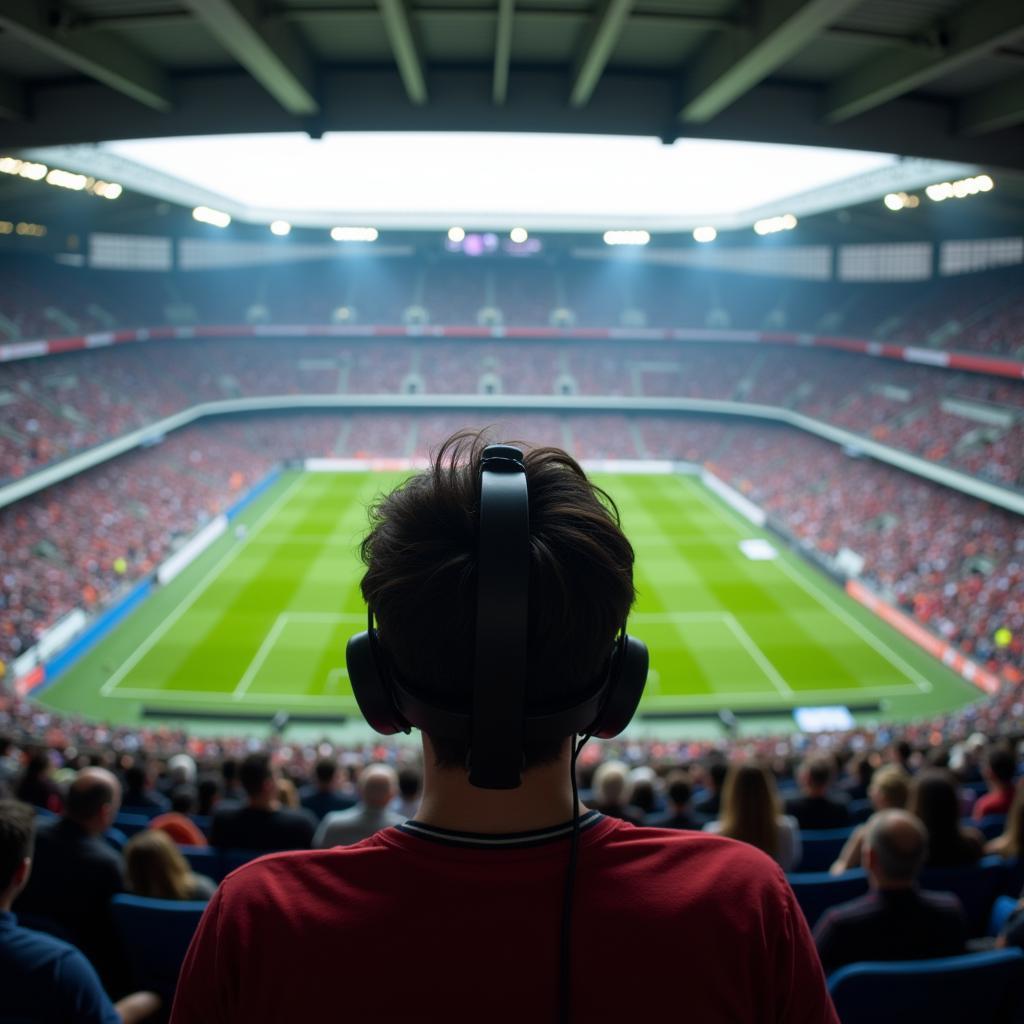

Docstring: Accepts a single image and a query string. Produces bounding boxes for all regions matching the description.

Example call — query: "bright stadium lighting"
[2,159,48,181]
[92,181,123,199]
[753,214,797,235]
[46,168,88,191]
[884,192,904,211]
[781,213,797,230]
[330,226,378,242]
[976,174,994,191]
[692,226,717,243]
[603,230,651,246]
[448,226,466,243]
[270,220,291,236]
[509,227,528,243]
[925,175,993,203]
[193,205,231,227]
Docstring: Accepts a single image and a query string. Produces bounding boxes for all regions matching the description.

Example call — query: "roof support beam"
[678,0,859,123]
[0,74,24,119]
[377,0,428,105]
[493,0,514,105]
[181,0,319,116]
[0,0,171,112]
[959,71,1024,136]
[824,0,1024,123]
[570,0,635,108]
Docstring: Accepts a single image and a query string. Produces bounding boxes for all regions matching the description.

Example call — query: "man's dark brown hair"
[360,431,636,769]
[0,800,35,891]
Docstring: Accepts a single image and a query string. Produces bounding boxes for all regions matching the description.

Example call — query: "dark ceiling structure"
[0,0,1022,168]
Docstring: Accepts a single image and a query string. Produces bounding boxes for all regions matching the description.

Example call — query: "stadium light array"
[0,157,122,199]
[0,157,47,181]
[603,230,651,246]
[925,175,994,202]
[883,192,920,211]
[193,206,231,228]
[753,213,797,236]
[509,227,529,244]
[0,221,12,234]
[692,226,717,243]
[15,222,46,237]
[330,226,378,242]
[448,227,466,243]
[270,220,291,236]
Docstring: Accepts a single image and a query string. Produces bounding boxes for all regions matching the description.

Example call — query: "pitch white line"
[633,611,734,623]
[686,480,930,693]
[722,612,794,697]
[105,688,347,704]
[100,475,307,697]
[232,614,289,700]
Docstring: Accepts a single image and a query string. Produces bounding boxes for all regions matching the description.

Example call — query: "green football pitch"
[41,470,979,733]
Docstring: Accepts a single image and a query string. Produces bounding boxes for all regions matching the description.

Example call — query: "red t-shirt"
[170,813,838,1023]
[972,787,1014,820]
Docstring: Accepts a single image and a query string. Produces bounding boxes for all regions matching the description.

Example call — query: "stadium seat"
[973,814,1008,840]
[787,869,868,929]
[795,828,854,872]
[179,844,221,882]
[219,848,265,877]
[991,895,1020,937]
[104,826,128,851]
[113,812,153,837]
[827,949,1024,1024]
[919,856,1005,936]
[110,894,206,1000]
[846,799,873,824]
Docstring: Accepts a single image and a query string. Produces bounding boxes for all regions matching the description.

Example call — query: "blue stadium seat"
[795,828,855,872]
[787,869,868,929]
[972,814,1008,840]
[179,844,222,882]
[991,895,1020,937]
[113,812,152,837]
[920,856,1005,936]
[1001,858,1024,899]
[219,848,265,877]
[104,826,128,851]
[846,798,873,824]
[828,949,1024,1024]
[110,894,206,1000]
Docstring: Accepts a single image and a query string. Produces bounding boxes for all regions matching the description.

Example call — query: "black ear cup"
[589,634,648,739]
[346,630,411,735]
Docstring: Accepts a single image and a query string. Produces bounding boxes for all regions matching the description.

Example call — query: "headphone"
[346,443,648,789]
[346,442,648,1021]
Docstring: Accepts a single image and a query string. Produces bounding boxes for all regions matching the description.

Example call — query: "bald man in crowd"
[813,809,967,974]
[314,764,404,848]
[14,767,126,989]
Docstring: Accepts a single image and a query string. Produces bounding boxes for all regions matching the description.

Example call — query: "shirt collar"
[396,810,603,850]
[0,910,17,932]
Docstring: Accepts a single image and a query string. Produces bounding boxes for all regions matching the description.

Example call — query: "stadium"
[1,1,1023,1021]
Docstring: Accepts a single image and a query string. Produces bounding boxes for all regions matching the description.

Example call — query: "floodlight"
[270,220,291,236]
[46,168,88,191]
[448,226,466,243]
[603,230,651,246]
[692,226,717,243]
[509,227,528,244]
[193,206,231,227]
[331,226,378,242]
[884,193,904,211]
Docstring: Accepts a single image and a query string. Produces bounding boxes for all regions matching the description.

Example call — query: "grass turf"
[40,470,979,732]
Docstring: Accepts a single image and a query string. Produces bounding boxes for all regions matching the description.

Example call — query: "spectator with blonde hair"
[830,766,910,875]
[590,760,644,825]
[124,830,215,902]
[704,763,801,871]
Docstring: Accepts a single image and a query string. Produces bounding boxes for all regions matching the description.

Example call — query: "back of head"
[314,758,337,787]
[802,756,833,793]
[360,432,635,770]
[986,746,1016,785]
[397,765,421,800]
[359,764,398,810]
[868,766,910,810]
[864,809,928,885]
[65,767,120,829]
[665,771,692,809]
[909,768,960,840]
[593,761,630,807]
[239,753,274,800]
[720,763,779,860]
[168,753,197,786]
[0,800,35,894]
[125,828,192,900]
[171,784,198,815]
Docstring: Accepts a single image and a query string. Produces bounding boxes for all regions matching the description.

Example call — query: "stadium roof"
[0,0,1022,171]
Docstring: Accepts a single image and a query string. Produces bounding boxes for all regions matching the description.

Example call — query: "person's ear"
[13,856,31,894]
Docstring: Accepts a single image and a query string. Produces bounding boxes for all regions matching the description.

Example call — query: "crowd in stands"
[0,701,1022,1014]
[2,336,1023,488]
[1,412,1021,681]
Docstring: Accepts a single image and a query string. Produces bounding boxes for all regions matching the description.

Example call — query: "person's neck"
[871,877,914,892]
[248,796,279,812]
[414,738,582,834]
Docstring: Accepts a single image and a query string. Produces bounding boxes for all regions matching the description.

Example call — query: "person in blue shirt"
[0,798,160,1024]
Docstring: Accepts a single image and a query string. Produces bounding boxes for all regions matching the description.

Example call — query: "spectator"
[830,766,910,874]
[210,754,315,852]
[121,764,169,816]
[785,756,850,831]
[694,759,728,819]
[986,780,1024,859]
[394,764,422,819]
[171,435,836,1022]
[149,786,206,847]
[299,758,355,822]
[647,771,705,830]
[589,760,645,825]
[0,800,160,1024]
[814,809,967,974]
[909,769,985,868]
[704,763,802,871]
[165,754,197,792]
[972,746,1018,820]
[196,776,220,817]
[313,764,404,848]
[13,768,125,990]
[0,737,18,798]
[15,751,61,814]
[839,755,874,803]
[124,830,215,901]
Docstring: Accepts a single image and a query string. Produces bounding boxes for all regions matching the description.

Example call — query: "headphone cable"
[558,732,590,1024]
